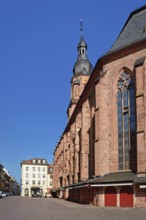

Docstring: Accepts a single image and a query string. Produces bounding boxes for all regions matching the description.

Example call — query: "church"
[52,5,146,207]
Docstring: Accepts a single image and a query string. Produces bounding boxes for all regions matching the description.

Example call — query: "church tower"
[68,22,93,119]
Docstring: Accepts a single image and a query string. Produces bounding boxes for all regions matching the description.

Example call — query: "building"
[0,164,20,195]
[47,164,53,193]
[21,158,48,197]
[10,176,20,195]
[0,164,5,192]
[3,167,11,193]
[52,5,146,207]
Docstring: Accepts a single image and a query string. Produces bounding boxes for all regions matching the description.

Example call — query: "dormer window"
[32,159,35,164]
[43,160,46,164]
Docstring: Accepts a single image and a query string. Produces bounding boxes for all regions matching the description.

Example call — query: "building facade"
[0,164,5,192]
[47,164,53,193]
[0,164,20,195]
[52,6,146,207]
[21,158,49,197]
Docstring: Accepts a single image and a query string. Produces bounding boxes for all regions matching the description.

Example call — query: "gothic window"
[117,72,136,170]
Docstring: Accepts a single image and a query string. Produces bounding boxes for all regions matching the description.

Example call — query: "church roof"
[109,5,146,54]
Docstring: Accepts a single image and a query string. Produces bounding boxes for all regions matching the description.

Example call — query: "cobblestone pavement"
[0,196,146,220]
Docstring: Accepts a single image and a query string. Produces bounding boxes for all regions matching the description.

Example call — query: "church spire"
[73,20,93,76]
[78,19,87,56]
[68,21,93,119]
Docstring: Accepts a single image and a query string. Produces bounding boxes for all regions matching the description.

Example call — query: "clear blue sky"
[0,0,145,182]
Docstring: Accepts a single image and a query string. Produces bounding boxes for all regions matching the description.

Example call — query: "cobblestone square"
[0,196,146,220]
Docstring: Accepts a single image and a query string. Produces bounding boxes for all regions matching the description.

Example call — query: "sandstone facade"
[52,6,146,207]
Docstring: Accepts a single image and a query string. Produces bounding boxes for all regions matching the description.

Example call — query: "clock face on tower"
[82,77,88,85]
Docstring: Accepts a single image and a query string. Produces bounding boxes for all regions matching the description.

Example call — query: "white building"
[21,158,48,197]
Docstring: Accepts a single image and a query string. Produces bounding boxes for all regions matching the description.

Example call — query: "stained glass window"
[117,72,136,170]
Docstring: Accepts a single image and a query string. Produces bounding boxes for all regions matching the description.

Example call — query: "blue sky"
[0,0,145,182]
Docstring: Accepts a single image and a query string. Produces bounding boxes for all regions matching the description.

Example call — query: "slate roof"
[21,158,47,165]
[65,172,136,189]
[109,5,146,54]
[134,175,146,183]
[86,171,136,184]
[56,172,146,191]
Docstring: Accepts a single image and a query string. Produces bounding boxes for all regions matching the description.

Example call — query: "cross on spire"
[80,19,84,36]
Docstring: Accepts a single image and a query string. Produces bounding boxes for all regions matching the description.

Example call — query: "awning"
[90,183,133,187]
[68,182,133,189]
[69,184,90,189]
[31,187,40,189]
[140,185,146,188]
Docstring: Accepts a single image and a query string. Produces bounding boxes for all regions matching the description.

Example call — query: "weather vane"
[80,19,84,36]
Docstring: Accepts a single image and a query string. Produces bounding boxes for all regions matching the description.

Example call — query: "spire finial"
[80,19,84,36]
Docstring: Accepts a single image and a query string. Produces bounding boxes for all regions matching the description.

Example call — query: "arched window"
[117,72,136,170]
